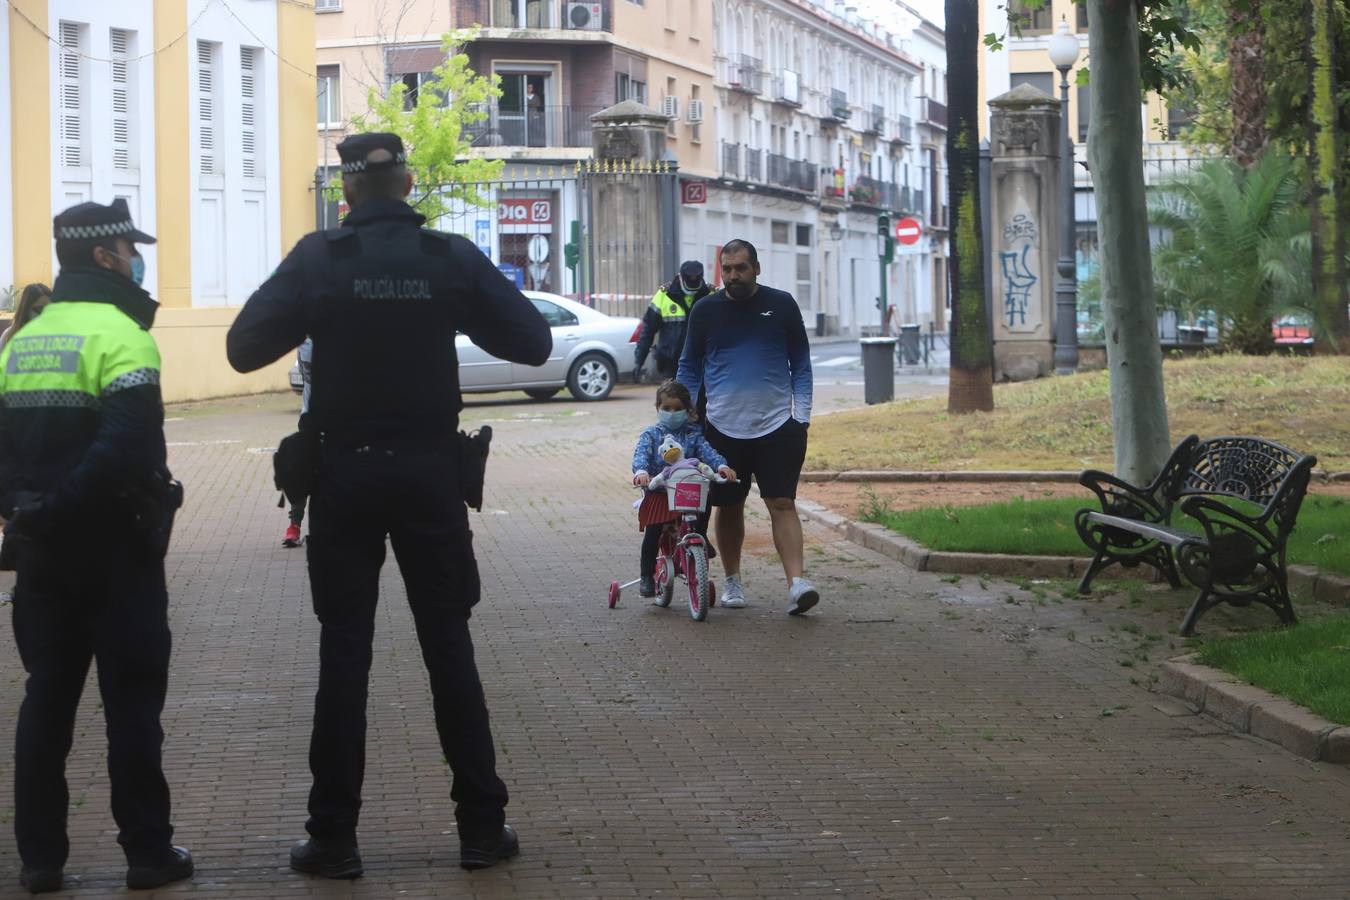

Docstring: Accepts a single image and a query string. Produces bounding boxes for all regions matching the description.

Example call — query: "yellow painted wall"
[156,309,293,402]
[10,0,51,287]
[154,0,191,309]
[277,0,318,248]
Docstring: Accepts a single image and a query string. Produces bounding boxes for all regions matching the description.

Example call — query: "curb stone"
[802,469,1350,484]
[1160,655,1350,766]
[796,493,1350,607]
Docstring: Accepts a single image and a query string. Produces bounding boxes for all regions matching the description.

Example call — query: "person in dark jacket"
[0,200,192,894]
[633,260,712,382]
[226,133,552,881]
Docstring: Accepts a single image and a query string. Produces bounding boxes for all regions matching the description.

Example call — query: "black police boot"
[638,576,656,597]
[460,824,519,871]
[19,866,62,895]
[290,837,363,879]
[126,846,193,890]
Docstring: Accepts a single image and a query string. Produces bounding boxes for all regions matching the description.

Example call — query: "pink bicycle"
[608,467,726,622]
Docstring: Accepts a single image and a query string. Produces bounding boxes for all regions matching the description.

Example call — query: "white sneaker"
[721,575,748,608]
[787,577,820,616]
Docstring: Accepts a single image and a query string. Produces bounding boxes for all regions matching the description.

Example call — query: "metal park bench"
[1074,435,1317,636]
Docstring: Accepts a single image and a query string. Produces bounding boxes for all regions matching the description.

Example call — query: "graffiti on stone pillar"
[999,245,1037,327]
[1000,213,1039,329]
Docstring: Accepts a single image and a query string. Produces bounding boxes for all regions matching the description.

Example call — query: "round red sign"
[895,217,922,246]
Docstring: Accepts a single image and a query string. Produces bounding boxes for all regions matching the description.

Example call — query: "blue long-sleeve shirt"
[676,285,812,440]
[631,422,728,477]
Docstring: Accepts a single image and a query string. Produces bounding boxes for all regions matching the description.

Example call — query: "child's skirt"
[636,489,679,531]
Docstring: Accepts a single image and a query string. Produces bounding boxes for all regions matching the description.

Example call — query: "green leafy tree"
[345,29,503,223]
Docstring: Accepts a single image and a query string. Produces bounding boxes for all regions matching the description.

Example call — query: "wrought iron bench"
[1074,435,1317,636]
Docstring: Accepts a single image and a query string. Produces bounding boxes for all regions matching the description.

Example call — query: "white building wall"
[188,0,283,307]
[48,1,158,295]
[0,4,12,290]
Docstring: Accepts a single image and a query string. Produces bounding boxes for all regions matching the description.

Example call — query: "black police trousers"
[11,546,173,869]
[304,442,508,843]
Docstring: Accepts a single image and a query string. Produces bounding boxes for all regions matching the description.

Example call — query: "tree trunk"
[945,0,994,413]
[1229,1,1267,166]
[1308,0,1349,353]
[1087,0,1171,483]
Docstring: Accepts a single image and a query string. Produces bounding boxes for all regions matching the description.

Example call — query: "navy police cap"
[53,198,156,244]
[337,132,408,174]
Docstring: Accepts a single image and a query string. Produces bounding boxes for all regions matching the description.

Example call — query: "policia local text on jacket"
[0,199,192,894]
[633,270,712,379]
[225,133,552,880]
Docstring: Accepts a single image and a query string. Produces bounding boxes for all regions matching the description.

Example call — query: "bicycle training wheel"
[655,555,674,607]
[607,581,620,609]
[684,544,709,621]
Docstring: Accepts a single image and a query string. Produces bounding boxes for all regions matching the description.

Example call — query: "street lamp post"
[1048,18,1080,375]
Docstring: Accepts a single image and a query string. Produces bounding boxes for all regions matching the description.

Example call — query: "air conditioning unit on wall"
[686,99,704,123]
[566,2,603,29]
[662,95,679,118]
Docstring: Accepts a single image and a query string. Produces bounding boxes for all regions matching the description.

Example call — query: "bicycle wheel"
[607,581,620,609]
[655,555,674,607]
[684,544,709,621]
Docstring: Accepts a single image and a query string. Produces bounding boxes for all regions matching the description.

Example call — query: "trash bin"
[899,323,922,365]
[816,312,826,338]
[859,337,896,405]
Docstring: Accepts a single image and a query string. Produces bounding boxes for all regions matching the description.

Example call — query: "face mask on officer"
[98,241,145,286]
[679,275,703,295]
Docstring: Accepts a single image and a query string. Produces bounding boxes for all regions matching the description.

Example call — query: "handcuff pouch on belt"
[458,425,492,512]
[273,428,320,510]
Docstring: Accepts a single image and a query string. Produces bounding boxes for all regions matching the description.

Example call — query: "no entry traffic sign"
[895,216,922,245]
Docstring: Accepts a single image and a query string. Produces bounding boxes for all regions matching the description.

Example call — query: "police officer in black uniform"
[1,201,192,894]
[226,134,551,879]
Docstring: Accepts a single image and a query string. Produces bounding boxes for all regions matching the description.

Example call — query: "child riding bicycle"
[631,380,736,598]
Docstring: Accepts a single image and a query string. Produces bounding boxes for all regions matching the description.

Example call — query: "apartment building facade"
[690,0,946,337]
[316,0,715,301]
[0,0,313,401]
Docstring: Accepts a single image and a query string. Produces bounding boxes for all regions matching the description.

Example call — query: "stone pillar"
[987,84,1062,381]
[589,101,678,315]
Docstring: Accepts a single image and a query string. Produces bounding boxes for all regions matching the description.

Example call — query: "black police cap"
[337,132,408,174]
[53,198,156,244]
[679,260,704,279]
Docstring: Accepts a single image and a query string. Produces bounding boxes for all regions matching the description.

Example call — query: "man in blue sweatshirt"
[676,239,819,615]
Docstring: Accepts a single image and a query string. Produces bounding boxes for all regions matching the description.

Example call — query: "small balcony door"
[499,73,549,147]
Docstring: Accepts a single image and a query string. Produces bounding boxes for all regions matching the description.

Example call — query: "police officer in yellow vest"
[0,200,192,894]
[633,260,712,382]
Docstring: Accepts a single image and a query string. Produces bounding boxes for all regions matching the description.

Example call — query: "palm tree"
[1148,152,1301,353]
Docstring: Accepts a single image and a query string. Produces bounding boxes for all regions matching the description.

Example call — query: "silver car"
[288,291,640,402]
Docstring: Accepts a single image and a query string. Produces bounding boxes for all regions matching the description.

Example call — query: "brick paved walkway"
[2,384,1349,899]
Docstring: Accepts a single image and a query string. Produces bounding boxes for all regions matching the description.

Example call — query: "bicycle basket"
[664,470,710,512]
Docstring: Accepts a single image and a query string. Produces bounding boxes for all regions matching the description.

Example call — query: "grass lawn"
[867,494,1350,576]
[1195,617,1350,725]
[809,355,1350,472]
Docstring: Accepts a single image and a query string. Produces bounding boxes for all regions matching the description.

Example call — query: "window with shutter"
[240,47,261,178]
[58,22,86,169]
[197,40,219,176]
[110,29,133,170]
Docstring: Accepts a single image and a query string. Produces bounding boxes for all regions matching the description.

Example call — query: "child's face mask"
[658,409,688,431]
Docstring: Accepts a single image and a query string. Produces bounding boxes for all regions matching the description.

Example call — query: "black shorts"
[704,417,808,504]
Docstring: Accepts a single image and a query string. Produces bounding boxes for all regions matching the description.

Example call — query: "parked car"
[287,291,640,402]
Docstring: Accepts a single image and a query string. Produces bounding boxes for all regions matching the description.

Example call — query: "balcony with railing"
[745,147,763,182]
[766,153,817,192]
[892,114,913,145]
[921,97,948,130]
[865,104,884,135]
[486,0,612,32]
[771,70,802,107]
[464,102,604,148]
[821,89,851,125]
[720,141,741,179]
[729,54,763,94]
